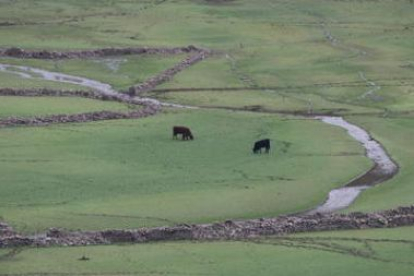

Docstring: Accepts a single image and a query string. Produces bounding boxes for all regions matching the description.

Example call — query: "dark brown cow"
[173,126,194,140]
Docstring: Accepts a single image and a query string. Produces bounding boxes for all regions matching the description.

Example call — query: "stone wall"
[0,88,155,106]
[0,88,96,98]
[0,88,161,127]
[128,50,210,95]
[0,109,158,128]
[0,46,203,59]
[1,206,414,248]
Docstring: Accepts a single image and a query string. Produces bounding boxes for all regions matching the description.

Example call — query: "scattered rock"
[3,47,24,57]
[0,222,14,237]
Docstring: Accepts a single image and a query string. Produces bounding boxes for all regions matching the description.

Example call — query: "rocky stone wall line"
[0,88,161,109]
[2,206,414,248]
[0,88,98,99]
[0,108,159,128]
[0,46,203,59]
[128,50,210,95]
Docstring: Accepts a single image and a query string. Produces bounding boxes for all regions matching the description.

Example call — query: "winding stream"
[308,116,398,214]
[0,63,195,109]
[0,62,398,213]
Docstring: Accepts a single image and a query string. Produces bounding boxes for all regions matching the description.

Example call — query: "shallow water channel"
[0,62,399,214]
[0,63,193,108]
[308,116,398,214]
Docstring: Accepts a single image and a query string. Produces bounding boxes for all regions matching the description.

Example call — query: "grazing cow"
[253,139,270,154]
[173,126,194,140]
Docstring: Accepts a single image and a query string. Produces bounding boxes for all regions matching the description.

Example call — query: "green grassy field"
[0,54,186,91]
[1,226,413,276]
[0,71,87,90]
[0,96,133,118]
[1,0,413,116]
[152,89,378,115]
[0,109,370,233]
[1,0,414,274]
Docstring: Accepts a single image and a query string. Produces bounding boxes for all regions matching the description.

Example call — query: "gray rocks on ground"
[0,88,161,127]
[0,46,203,59]
[0,222,14,237]
[0,109,159,128]
[2,206,414,248]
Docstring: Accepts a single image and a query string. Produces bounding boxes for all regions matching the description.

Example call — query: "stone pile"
[0,46,203,59]
[2,206,414,248]
[0,222,14,237]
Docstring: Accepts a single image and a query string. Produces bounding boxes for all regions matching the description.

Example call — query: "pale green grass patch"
[0,71,85,90]
[0,109,370,233]
[0,96,132,118]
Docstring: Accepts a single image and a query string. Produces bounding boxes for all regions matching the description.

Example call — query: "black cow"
[253,139,270,154]
[173,126,194,140]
